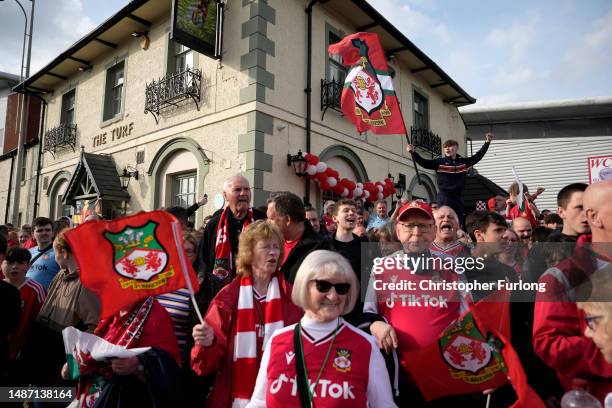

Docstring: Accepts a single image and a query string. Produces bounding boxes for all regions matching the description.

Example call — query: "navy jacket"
[411,141,490,194]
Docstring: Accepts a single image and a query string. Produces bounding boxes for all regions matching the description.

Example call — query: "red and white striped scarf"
[231,273,285,407]
[213,207,253,281]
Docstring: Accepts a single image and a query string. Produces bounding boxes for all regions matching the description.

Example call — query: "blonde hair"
[291,250,359,316]
[53,229,71,254]
[236,220,284,276]
[508,182,529,197]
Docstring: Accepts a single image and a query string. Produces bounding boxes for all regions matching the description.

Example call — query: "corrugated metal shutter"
[472,136,612,211]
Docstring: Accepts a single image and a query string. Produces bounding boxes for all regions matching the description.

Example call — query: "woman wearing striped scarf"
[191,220,303,407]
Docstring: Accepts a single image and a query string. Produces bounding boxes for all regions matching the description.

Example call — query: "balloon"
[316,162,327,173]
[333,184,345,196]
[356,182,363,189]
[363,190,370,199]
[327,177,337,187]
[378,192,384,200]
[306,165,317,176]
[304,153,319,165]
[341,188,349,198]
[353,187,363,198]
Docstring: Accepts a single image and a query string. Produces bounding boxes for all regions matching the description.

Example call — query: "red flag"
[328,32,407,135]
[404,297,545,407]
[64,211,200,320]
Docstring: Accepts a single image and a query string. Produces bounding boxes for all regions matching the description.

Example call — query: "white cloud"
[561,8,612,77]
[0,0,96,76]
[485,14,539,64]
[369,0,452,44]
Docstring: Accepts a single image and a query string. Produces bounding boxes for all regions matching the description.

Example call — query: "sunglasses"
[313,279,350,295]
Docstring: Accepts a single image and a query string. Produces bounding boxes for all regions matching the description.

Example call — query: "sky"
[0,0,610,107]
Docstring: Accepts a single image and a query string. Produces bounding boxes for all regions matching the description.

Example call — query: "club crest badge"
[333,348,352,373]
[105,221,174,290]
[439,314,505,384]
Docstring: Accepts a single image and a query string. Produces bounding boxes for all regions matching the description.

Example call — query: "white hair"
[291,250,359,316]
[223,174,249,193]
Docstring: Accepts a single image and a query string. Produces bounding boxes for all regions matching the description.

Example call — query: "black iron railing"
[320,78,343,119]
[410,126,442,158]
[44,123,77,156]
[144,68,202,124]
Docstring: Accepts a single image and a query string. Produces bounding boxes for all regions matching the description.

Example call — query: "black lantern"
[287,149,307,177]
[388,173,406,203]
[120,166,139,190]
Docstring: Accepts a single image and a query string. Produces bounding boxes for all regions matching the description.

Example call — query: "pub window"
[20,150,27,183]
[61,89,76,125]
[168,39,194,74]
[172,172,197,221]
[413,90,429,130]
[103,60,125,121]
[327,31,346,83]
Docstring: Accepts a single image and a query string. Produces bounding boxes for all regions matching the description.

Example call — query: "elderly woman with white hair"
[247,250,396,407]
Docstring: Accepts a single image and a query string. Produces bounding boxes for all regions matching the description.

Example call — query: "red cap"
[398,200,434,221]
[487,197,496,210]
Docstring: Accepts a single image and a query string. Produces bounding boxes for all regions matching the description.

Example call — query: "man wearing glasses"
[363,201,463,405]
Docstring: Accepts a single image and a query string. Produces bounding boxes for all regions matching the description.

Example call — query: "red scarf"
[74,297,155,407]
[231,273,285,407]
[213,207,253,281]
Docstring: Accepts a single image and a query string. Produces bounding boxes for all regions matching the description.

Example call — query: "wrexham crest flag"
[404,297,545,407]
[328,32,407,135]
[64,211,199,320]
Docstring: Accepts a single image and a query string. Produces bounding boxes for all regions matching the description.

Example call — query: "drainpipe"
[304,0,318,206]
[32,95,47,219]
[4,154,16,223]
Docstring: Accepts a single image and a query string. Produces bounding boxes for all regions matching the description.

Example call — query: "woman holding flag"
[191,220,302,407]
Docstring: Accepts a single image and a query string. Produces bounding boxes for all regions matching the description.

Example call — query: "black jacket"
[280,222,331,283]
[196,207,266,312]
[412,141,490,194]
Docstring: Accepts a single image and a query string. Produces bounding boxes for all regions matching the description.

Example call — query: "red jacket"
[191,276,303,408]
[533,235,612,403]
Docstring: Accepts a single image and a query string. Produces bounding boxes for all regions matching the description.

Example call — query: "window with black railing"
[320,78,343,118]
[44,123,77,156]
[144,67,202,124]
[410,126,442,158]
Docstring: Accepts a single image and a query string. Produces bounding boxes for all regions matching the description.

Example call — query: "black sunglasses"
[314,280,350,295]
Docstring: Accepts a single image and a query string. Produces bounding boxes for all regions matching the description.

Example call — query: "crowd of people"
[1,167,611,407]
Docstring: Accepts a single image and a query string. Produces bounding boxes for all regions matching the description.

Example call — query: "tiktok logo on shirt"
[269,374,355,399]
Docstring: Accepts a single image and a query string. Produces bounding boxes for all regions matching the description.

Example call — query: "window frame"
[325,23,347,84]
[171,172,197,218]
[412,88,430,131]
[60,88,76,125]
[166,34,197,75]
[101,58,127,125]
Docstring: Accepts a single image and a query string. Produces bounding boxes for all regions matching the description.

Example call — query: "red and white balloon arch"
[303,153,396,202]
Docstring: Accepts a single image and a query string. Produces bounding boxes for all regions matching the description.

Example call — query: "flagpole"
[171,222,204,324]
[485,394,491,408]
[405,133,422,186]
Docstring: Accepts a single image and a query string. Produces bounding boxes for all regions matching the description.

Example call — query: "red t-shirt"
[8,278,46,359]
[265,323,371,407]
[281,240,299,266]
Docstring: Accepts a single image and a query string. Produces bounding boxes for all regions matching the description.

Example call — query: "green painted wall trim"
[238,131,266,153]
[240,49,267,71]
[246,111,274,134]
[147,137,210,224]
[245,169,264,190]
[249,33,275,56]
[248,67,274,89]
[318,145,369,182]
[252,188,273,207]
[408,173,437,201]
[246,151,273,171]
[240,0,276,105]
[250,1,275,24]
[239,83,266,104]
[241,16,268,39]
